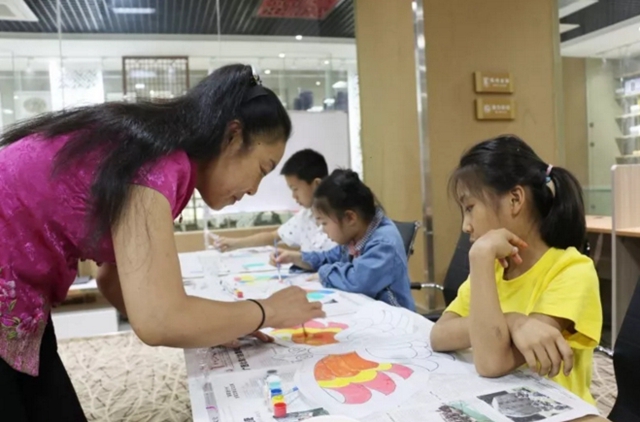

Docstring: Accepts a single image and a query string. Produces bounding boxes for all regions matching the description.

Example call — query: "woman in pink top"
[0,64,324,421]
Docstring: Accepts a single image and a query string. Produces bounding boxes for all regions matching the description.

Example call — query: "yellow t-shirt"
[445,247,603,404]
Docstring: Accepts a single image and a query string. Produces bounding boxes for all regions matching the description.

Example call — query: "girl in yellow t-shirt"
[430,135,602,404]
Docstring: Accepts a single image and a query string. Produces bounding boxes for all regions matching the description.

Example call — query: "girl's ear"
[508,185,526,216]
[342,209,358,226]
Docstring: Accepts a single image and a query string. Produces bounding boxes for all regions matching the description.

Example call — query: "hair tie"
[242,67,268,102]
[250,72,262,87]
[243,85,268,102]
[545,164,556,197]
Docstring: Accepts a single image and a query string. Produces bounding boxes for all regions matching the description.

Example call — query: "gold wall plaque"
[475,97,516,120]
[474,71,514,93]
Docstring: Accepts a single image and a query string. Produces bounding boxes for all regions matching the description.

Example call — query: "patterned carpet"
[58,331,618,422]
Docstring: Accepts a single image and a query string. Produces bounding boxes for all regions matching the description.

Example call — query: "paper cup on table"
[305,416,360,422]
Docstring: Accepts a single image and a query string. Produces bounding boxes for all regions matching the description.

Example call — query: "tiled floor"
[591,352,617,415]
[58,332,618,422]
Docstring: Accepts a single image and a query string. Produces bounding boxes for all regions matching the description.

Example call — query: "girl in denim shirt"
[272,169,415,311]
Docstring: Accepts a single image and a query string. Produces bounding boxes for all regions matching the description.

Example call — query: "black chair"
[609,276,640,422]
[410,232,471,322]
[392,220,421,259]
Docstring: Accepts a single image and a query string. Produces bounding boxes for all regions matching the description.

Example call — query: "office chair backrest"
[442,232,472,305]
[609,277,640,422]
[392,220,420,258]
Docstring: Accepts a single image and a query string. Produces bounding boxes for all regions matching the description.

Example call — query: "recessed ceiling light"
[332,81,347,89]
[264,69,271,75]
[135,83,145,89]
[316,81,321,86]
[295,35,303,40]
[112,7,156,14]
[323,60,330,65]
[278,53,286,58]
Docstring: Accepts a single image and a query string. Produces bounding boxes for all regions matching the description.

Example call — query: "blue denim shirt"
[301,215,415,311]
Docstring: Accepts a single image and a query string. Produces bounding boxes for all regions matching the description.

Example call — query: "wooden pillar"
[423,0,563,285]
[355,0,563,307]
[354,0,427,307]
[563,58,589,186]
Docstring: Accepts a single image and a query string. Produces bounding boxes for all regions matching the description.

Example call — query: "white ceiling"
[0,34,357,71]
[561,15,640,59]
[558,0,598,19]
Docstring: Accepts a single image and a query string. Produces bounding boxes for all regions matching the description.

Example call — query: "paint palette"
[234,273,290,285]
[306,289,338,303]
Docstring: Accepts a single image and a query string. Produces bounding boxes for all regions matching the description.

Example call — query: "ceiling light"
[135,83,145,89]
[2,109,13,115]
[278,53,286,58]
[332,81,347,89]
[295,35,303,40]
[264,69,271,75]
[323,60,330,65]
[316,81,321,86]
[112,7,156,14]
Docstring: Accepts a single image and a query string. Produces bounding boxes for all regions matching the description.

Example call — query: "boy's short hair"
[280,149,329,183]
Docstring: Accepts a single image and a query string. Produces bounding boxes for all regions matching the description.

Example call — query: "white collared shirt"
[277,208,336,252]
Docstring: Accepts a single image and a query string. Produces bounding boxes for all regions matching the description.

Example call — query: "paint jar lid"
[274,402,287,418]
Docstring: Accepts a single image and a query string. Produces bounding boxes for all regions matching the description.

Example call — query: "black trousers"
[0,319,87,421]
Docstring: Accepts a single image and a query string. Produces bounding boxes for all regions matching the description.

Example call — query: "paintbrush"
[273,240,307,336]
[273,239,283,283]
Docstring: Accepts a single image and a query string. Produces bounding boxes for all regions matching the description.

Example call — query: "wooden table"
[585,214,640,346]
[586,215,612,234]
[587,214,640,238]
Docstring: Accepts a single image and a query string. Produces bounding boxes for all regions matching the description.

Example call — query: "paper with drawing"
[264,302,429,349]
[217,248,290,275]
[220,274,369,316]
[184,277,597,422]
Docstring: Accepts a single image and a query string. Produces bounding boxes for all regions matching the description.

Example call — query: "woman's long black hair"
[0,64,291,244]
[449,135,586,250]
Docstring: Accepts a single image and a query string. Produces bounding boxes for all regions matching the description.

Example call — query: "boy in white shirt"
[216,149,336,252]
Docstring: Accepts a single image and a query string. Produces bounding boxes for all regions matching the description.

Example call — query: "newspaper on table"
[212,364,330,422]
[365,372,599,422]
[185,341,319,376]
